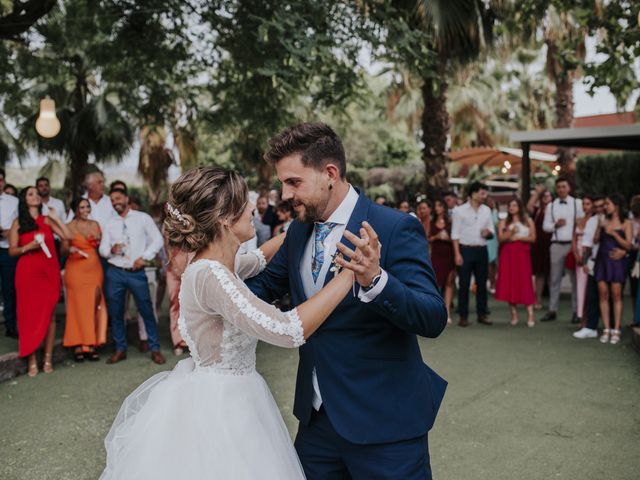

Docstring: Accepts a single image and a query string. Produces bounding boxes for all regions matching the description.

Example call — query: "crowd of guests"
[391,179,640,343]
[0,168,305,377]
[2,167,638,378]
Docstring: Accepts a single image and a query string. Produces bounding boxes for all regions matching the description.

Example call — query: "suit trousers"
[548,243,576,313]
[295,407,432,480]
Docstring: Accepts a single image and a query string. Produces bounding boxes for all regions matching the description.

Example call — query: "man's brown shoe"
[478,315,493,326]
[458,317,469,327]
[106,351,127,364]
[151,351,166,365]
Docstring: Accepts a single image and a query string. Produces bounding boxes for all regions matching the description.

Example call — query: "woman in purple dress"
[595,194,633,345]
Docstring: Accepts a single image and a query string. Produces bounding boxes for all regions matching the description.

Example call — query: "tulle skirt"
[101,358,305,479]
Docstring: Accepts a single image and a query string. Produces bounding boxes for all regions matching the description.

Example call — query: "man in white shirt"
[36,177,66,219]
[541,177,583,322]
[451,182,496,327]
[99,186,166,365]
[0,169,19,337]
[67,171,117,231]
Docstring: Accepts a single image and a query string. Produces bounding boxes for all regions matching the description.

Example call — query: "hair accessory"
[167,203,189,226]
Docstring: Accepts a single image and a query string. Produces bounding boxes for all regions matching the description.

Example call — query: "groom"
[247,123,447,479]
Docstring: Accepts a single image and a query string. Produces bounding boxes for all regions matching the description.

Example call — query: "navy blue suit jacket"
[247,192,447,444]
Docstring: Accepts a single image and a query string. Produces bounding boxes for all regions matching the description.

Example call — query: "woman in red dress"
[9,186,71,377]
[429,199,456,323]
[496,198,537,327]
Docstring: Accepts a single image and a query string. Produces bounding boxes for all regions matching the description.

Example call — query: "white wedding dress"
[100,251,306,479]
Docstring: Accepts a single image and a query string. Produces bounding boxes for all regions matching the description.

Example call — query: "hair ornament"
[167,203,189,226]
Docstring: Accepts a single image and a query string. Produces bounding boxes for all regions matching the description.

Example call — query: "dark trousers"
[295,407,432,480]
[105,266,160,352]
[0,248,17,334]
[457,246,489,318]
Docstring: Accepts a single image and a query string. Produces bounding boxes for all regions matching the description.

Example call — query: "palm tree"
[138,125,174,209]
[373,0,495,195]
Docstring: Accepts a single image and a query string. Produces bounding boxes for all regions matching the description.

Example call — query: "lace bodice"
[178,250,304,374]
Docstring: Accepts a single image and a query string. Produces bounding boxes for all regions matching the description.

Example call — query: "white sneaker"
[573,328,598,339]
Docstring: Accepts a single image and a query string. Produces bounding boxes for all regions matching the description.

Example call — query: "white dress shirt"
[582,214,600,264]
[99,209,164,269]
[0,193,19,249]
[41,196,66,219]
[543,196,583,242]
[451,202,495,246]
[300,186,388,410]
[67,193,117,232]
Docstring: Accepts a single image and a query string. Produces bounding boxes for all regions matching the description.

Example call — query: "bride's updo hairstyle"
[164,166,248,252]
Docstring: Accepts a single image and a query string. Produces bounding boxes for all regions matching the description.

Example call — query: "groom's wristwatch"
[361,271,382,292]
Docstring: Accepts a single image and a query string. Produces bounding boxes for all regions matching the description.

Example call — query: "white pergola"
[509,124,640,202]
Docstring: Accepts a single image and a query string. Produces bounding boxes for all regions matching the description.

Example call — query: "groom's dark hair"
[264,122,346,179]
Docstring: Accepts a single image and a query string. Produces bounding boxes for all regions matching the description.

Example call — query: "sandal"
[43,353,54,374]
[510,317,519,326]
[527,318,535,328]
[599,329,610,344]
[87,349,100,361]
[27,358,39,378]
[610,329,621,345]
[74,350,85,362]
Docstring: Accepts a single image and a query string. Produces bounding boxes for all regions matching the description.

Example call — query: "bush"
[576,152,640,202]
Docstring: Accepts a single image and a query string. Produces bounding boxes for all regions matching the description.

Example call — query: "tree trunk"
[65,149,89,202]
[421,66,450,198]
[554,74,576,178]
[64,72,89,201]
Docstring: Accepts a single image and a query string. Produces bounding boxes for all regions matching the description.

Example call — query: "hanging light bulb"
[35,97,61,138]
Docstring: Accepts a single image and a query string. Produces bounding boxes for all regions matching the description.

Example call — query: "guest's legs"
[548,244,567,313]
[457,250,473,319]
[128,270,161,352]
[534,273,545,308]
[43,318,56,373]
[568,268,577,316]
[105,268,129,352]
[575,266,588,319]
[611,282,623,332]
[586,275,600,330]
[598,281,611,331]
[475,248,489,316]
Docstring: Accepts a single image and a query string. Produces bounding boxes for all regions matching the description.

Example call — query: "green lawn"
[1,297,638,480]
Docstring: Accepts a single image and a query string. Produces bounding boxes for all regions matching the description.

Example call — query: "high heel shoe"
[43,353,54,374]
[27,359,39,378]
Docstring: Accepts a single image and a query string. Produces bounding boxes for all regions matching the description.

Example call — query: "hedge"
[576,152,640,202]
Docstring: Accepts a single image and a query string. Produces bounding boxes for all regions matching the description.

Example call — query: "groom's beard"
[295,201,321,223]
[294,197,331,224]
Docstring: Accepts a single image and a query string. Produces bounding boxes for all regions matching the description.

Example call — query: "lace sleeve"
[200,261,304,348]
[235,249,267,280]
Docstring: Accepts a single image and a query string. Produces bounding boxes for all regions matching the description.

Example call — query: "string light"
[35,97,61,138]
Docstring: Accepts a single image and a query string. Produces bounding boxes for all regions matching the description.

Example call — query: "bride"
[100,166,366,479]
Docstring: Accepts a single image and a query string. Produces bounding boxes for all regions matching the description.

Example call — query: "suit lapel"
[323,192,371,286]
[291,221,314,301]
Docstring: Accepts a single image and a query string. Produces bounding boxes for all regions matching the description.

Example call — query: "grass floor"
[1,297,639,480]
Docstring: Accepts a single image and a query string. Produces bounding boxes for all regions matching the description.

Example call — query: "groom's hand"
[336,221,381,287]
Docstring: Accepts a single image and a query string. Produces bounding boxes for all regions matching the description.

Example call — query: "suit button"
[383,300,389,307]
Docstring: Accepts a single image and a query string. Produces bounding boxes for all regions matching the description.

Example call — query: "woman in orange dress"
[63,197,107,361]
[9,186,71,377]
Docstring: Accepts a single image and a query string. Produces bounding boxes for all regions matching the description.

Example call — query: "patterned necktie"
[312,222,338,283]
